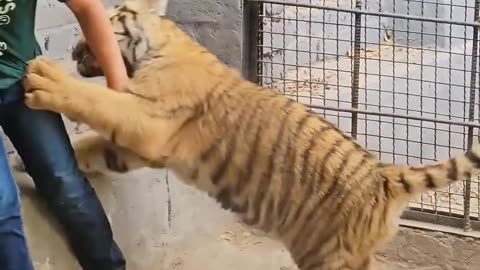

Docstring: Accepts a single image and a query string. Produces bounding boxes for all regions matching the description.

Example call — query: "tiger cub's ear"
[132,0,169,15]
[154,0,169,16]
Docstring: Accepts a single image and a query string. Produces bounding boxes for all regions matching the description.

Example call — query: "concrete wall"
[34,0,242,67]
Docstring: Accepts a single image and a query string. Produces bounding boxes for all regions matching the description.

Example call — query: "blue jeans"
[0,82,126,270]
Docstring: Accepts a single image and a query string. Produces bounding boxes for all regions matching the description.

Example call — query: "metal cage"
[242,0,480,232]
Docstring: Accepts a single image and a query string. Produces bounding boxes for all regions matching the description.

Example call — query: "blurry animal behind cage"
[242,0,480,231]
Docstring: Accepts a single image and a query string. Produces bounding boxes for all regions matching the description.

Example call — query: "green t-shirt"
[0,0,67,89]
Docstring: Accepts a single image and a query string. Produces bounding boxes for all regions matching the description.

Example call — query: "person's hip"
[0,80,25,105]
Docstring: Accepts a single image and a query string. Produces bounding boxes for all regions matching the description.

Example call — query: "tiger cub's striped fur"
[21,1,480,269]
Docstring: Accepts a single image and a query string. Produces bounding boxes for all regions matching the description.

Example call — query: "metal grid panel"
[243,0,480,231]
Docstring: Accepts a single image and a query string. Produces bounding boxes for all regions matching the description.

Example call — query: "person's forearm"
[66,0,128,91]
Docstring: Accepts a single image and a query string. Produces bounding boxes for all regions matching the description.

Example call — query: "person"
[0,0,129,270]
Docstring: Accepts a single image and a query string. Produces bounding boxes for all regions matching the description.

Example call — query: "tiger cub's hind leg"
[72,135,149,175]
[291,245,372,270]
[299,262,366,270]
[294,255,373,270]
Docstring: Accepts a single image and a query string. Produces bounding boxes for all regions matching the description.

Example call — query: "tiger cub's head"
[72,0,166,78]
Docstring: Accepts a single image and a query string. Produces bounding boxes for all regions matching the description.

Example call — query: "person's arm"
[64,0,128,91]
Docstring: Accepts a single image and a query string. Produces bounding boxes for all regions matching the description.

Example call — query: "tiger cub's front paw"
[22,57,77,111]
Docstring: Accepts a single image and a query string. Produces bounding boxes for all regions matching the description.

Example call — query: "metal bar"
[246,0,480,27]
[307,104,480,129]
[242,0,262,83]
[259,57,472,75]
[256,2,264,85]
[350,0,362,139]
[402,210,480,232]
[464,0,480,232]
[259,16,479,42]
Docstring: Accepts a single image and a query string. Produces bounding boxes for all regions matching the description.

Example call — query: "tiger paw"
[72,136,110,175]
[22,57,75,111]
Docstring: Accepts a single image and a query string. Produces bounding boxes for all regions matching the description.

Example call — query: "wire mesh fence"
[242,0,480,231]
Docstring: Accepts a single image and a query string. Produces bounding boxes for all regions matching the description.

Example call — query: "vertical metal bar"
[242,0,263,84]
[351,0,362,139]
[465,0,480,232]
[477,1,480,222]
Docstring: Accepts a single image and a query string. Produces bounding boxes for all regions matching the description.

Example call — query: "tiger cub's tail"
[379,144,480,196]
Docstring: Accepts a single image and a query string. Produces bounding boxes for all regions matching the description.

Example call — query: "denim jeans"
[0,81,126,270]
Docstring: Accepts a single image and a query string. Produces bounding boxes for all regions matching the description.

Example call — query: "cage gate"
[242,0,480,232]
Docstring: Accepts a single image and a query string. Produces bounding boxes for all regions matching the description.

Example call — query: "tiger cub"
[21,1,480,269]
